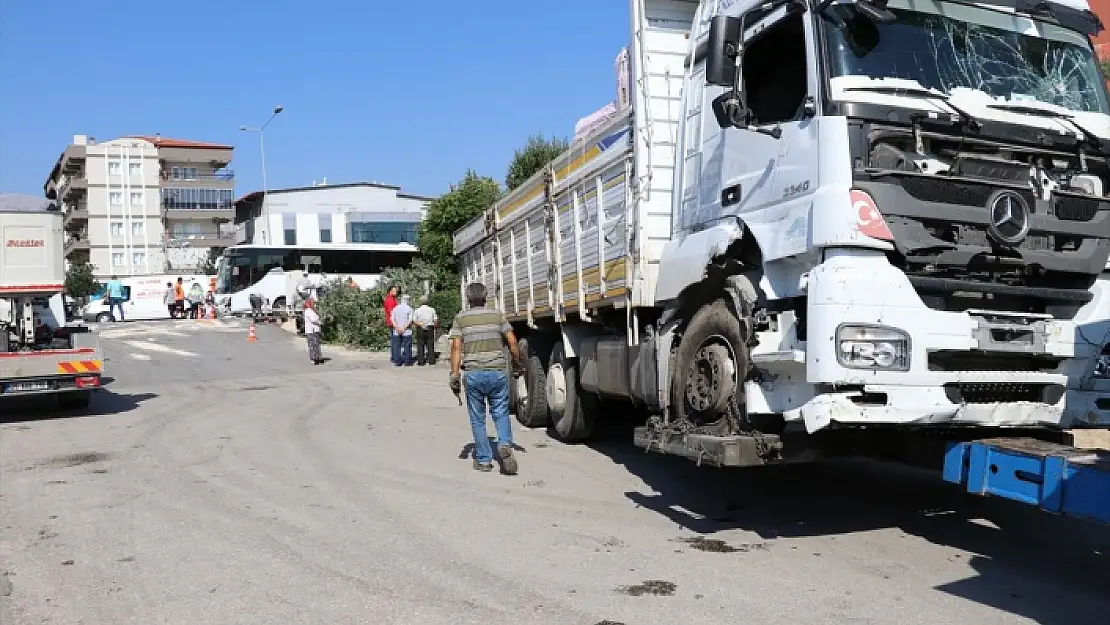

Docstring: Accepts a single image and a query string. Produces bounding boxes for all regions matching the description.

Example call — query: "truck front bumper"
[787,252,1110,432]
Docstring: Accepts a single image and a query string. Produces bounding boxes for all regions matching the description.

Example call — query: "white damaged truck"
[454,0,1110,472]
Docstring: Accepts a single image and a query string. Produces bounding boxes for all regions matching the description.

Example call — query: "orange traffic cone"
[247,323,257,342]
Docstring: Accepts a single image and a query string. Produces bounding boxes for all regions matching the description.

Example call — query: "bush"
[316,264,464,351]
[317,280,388,350]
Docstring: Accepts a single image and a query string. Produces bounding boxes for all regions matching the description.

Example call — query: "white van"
[83,274,213,322]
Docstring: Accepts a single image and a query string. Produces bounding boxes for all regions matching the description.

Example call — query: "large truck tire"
[514,336,551,427]
[546,341,597,443]
[58,390,91,410]
[670,298,751,426]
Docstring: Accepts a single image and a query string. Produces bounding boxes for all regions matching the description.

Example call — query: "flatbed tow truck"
[0,196,103,410]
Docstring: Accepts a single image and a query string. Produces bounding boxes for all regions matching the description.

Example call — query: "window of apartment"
[132,252,146,267]
[283,213,297,246]
[131,221,145,236]
[110,221,124,237]
[107,160,121,175]
[319,213,333,243]
[161,187,234,210]
[109,191,122,206]
[111,252,125,267]
[130,192,144,206]
[128,162,142,178]
[171,167,198,180]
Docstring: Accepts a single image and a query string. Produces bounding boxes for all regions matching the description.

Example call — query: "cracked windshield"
[823,0,1110,114]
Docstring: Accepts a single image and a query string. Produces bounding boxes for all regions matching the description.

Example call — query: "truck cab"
[657,0,1110,435]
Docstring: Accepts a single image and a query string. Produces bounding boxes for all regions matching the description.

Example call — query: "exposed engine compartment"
[852,125,1110,318]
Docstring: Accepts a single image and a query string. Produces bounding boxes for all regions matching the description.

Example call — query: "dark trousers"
[416,326,436,365]
[307,332,322,362]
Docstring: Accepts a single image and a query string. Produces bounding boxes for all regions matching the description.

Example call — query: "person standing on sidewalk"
[390,293,415,366]
[383,285,399,365]
[105,275,126,322]
[173,277,186,319]
[448,282,521,475]
[412,296,438,366]
[303,298,324,365]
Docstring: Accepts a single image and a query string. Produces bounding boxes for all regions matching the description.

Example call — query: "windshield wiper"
[986,102,1105,154]
[843,85,982,132]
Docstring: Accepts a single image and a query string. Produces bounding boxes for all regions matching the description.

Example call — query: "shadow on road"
[0,389,156,424]
[589,436,1110,625]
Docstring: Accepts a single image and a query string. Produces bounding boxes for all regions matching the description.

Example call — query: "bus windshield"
[214,246,418,295]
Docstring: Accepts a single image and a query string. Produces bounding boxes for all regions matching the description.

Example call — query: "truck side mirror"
[705,15,742,87]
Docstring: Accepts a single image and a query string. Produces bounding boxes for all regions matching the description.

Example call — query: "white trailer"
[454,0,1110,466]
[0,200,103,409]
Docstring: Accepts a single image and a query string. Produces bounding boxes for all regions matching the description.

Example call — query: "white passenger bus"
[213,243,419,314]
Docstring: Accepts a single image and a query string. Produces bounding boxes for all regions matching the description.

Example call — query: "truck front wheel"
[670,298,751,428]
[514,336,551,427]
[546,341,596,442]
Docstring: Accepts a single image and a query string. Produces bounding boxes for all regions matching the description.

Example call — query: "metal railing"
[161,170,235,182]
[161,201,235,211]
[164,230,235,244]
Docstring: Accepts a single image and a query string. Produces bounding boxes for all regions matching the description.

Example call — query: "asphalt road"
[1,318,1108,625]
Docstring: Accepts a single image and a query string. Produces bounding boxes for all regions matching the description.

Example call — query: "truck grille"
[943,382,1064,405]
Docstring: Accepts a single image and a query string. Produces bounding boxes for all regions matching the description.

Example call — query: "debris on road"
[616,580,676,597]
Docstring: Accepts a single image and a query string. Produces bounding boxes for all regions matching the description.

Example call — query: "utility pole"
[239,105,284,245]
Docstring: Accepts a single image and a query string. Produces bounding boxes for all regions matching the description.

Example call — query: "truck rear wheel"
[58,391,91,410]
[546,341,596,442]
[670,298,751,428]
[514,336,551,427]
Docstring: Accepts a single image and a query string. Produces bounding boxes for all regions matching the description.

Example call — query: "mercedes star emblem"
[986,190,1030,246]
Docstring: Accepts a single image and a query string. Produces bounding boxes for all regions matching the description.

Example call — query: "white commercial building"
[233,181,432,247]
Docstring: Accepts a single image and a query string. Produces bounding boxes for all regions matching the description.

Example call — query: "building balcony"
[63,205,89,230]
[161,201,235,220]
[58,174,87,200]
[159,171,235,187]
[64,234,90,255]
[164,230,236,249]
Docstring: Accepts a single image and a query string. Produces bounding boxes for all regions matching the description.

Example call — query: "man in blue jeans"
[448,282,521,474]
[105,275,126,322]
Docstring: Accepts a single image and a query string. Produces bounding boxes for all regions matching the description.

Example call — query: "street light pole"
[240,105,283,245]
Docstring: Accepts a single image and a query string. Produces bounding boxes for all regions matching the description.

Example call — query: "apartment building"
[43,134,236,278]
[233,181,431,247]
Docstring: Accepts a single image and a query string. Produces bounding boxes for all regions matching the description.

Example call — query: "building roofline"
[125,135,233,150]
[235,181,434,204]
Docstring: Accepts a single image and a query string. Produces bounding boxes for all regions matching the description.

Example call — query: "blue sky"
[0,0,630,199]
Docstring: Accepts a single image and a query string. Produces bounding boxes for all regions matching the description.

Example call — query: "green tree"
[417,169,501,274]
[504,134,569,192]
[64,261,100,300]
[197,248,221,275]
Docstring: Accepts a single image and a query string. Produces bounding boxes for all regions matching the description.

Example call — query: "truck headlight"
[837,324,911,371]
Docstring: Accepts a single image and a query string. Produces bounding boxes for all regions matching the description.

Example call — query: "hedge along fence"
[316,266,463,351]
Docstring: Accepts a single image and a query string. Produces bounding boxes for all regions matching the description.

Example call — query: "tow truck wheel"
[58,391,91,410]
[514,336,551,428]
[671,298,751,427]
[546,341,596,443]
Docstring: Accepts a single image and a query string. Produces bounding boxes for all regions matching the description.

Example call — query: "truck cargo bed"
[453,0,698,320]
